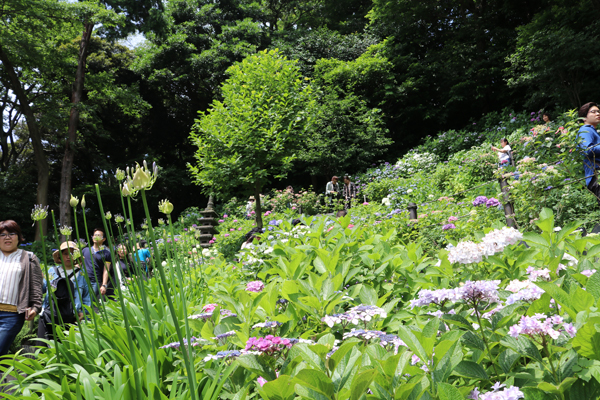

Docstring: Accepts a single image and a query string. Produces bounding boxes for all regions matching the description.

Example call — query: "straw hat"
[52,241,79,264]
[249,196,255,200]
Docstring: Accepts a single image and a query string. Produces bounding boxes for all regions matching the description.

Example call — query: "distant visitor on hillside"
[342,176,358,209]
[325,176,340,204]
[491,138,511,166]
[577,102,600,205]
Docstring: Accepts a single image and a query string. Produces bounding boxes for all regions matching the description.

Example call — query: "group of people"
[0,220,153,356]
[325,175,358,210]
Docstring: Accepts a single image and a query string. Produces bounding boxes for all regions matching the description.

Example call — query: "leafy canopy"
[189,49,315,197]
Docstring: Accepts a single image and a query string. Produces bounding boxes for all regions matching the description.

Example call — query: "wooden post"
[407,202,418,220]
[498,178,517,228]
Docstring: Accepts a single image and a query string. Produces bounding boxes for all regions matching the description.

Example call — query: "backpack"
[44,267,79,325]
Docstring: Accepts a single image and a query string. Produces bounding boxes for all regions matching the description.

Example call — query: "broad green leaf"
[359,285,378,306]
[587,271,600,300]
[437,382,463,400]
[452,361,488,380]
[397,326,429,362]
[573,322,600,361]
[350,369,377,400]
[294,369,334,397]
[501,336,543,363]
[237,354,277,381]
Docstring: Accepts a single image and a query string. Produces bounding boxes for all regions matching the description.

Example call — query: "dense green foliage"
[3,0,599,225]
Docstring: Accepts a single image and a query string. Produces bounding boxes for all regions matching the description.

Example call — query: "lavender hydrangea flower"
[411,280,500,308]
[472,196,488,206]
[212,331,236,341]
[322,305,387,327]
[160,336,206,349]
[252,321,282,329]
[477,385,524,400]
[508,314,576,339]
[442,223,456,230]
[203,350,241,362]
[506,286,545,305]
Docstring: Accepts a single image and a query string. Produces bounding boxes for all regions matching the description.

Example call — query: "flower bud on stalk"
[70,195,79,208]
[158,199,174,215]
[81,195,86,209]
[115,168,125,181]
[59,226,73,237]
[105,211,112,220]
[115,214,125,223]
[31,204,49,222]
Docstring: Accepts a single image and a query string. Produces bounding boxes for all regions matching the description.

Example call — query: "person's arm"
[579,128,600,157]
[27,253,44,320]
[100,261,111,295]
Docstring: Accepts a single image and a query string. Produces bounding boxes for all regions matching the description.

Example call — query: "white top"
[498,145,511,162]
[0,249,23,306]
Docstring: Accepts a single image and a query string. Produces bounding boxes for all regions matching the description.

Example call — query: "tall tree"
[189,50,315,228]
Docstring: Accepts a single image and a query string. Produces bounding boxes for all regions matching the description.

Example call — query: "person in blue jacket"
[578,102,600,205]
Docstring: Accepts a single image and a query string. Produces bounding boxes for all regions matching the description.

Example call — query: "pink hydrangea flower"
[257,377,267,387]
[348,224,355,228]
[202,303,218,313]
[246,281,264,293]
[448,216,458,222]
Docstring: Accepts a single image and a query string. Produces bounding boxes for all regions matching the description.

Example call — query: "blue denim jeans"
[0,311,25,356]
[89,282,100,302]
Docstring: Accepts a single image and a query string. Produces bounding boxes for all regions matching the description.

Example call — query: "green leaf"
[437,382,463,400]
[452,361,489,380]
[498,349,520,374]
[571,287,595,313]
[501,336,543,363]
[396,326,429,362]
[461,331,485,351]
[359,285,378,306]
[534,281,577,319]
[350,369,377,400]
[573,322,600,361]
[294,369,334,398]
[587,271,600,300]
[237,354,277,381]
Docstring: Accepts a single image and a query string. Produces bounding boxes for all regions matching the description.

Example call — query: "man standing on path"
[578,102,600,205]
[81,229,112,301]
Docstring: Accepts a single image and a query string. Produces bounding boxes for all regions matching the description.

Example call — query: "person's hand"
[100,285,107,295]
[78,312,84,321]
[25,308,37,321]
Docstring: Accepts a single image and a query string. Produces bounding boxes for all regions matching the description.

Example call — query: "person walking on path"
[37,241,91,345]
[0,220,42,356]
[578,102,600,205]
[134,240,152,277]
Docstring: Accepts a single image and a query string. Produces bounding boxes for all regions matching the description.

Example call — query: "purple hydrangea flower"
[472,196,488,206]
[442,223,456,230]
[486,198,500,208]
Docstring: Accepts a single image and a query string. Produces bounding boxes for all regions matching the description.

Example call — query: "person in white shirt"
[491,138,512,166]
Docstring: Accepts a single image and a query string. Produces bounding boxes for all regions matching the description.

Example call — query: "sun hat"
[52,241,79,264]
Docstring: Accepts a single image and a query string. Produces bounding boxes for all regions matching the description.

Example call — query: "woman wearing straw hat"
[37,241,91,344]
[0,220,43,356]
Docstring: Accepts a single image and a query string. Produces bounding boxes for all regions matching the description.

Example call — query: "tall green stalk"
[140,190,198,400]
[36,219,61,363]
[72,202,102,350]
[95,184,144,400]
[167,214,196,374]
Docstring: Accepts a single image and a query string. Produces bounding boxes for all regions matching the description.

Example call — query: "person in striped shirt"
[0,220,43,356]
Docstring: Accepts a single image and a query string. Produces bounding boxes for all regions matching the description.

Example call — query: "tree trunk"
[0,45,50,240]
[254,183,263,229]
[59,23,93,231]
